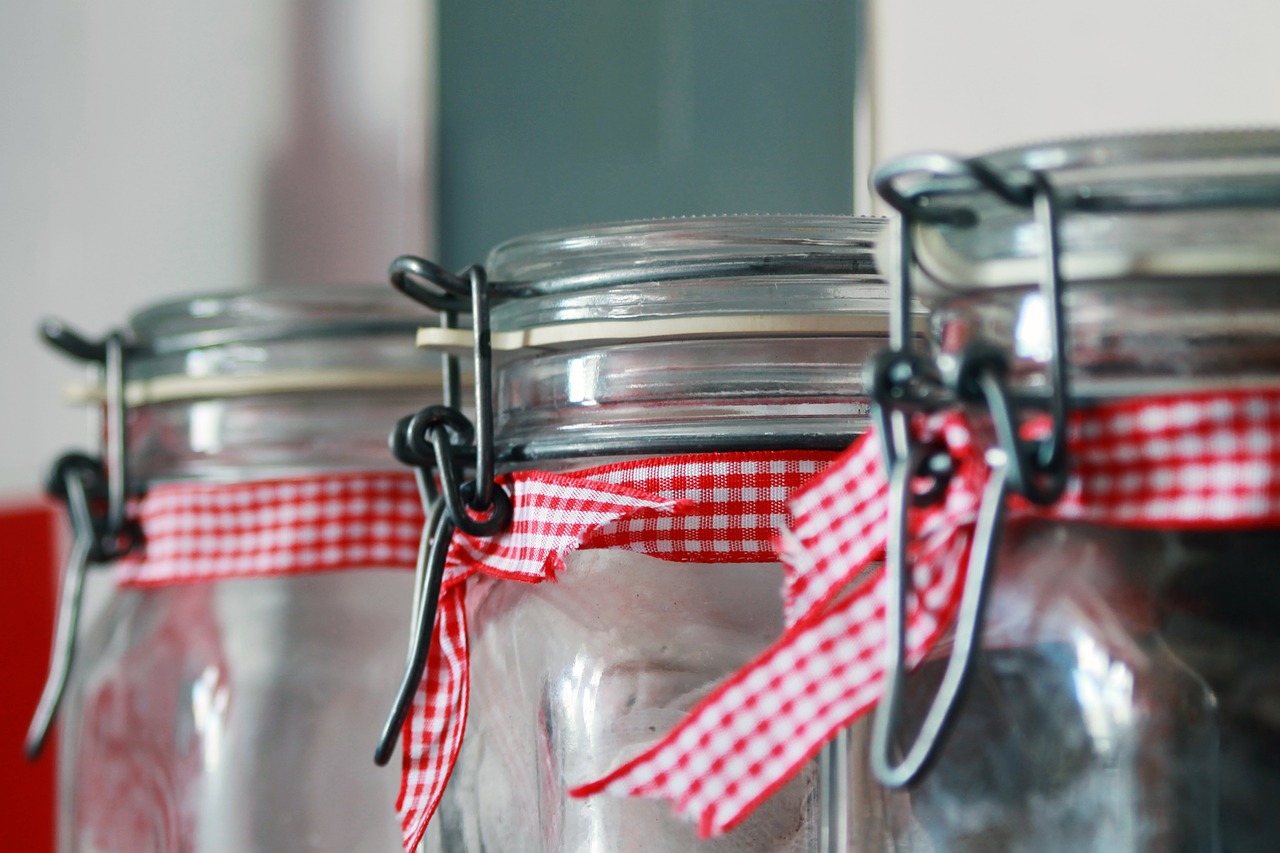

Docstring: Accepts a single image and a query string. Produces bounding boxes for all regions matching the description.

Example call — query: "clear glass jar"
[59,287,435,853]
[423,216,890,852]
[863,131,1280,853]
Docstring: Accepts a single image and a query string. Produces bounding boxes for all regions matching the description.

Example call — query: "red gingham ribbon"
[571,388,1280,837]
[119,472,426,587]
[395,451,833,852]
[117,455,834,853]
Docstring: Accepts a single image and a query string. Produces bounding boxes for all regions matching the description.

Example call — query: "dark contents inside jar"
[893,520,1280,853]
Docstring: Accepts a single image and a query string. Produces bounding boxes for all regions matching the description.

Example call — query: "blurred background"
[4,0,1280,847]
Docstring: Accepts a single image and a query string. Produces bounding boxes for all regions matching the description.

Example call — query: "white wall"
[872,0,1280,176]
[0,1,433,497]
[8,0,1280,495]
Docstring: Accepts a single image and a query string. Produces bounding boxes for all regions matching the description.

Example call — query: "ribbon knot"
[396,452,833,852]
[396,469,683,849]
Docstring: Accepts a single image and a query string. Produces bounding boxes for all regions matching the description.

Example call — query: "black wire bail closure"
[27,323,141,760]
[374,257,513,767]
[865,155,1072,788]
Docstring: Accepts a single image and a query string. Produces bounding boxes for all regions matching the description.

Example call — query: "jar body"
[890,269,1280,852]
[434,551,819,852]
[855,517,1269,852]
[61,572,410,853]
[866,132,1280,852]
[423,216,889,851]
[55,288,434,852]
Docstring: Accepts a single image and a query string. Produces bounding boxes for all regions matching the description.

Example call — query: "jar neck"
[495,335,879,462]
[127,389,427,484]
[116,286,439,485]
[931,274,1280,404]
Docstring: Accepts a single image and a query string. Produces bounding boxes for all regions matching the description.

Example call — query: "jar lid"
[487,215,877,292]
[417,215,895,353]
[71,285,436,405]
[890,129,1280,293]
[411,216,900,460]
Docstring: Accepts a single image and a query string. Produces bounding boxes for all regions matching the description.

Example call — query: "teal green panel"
[440,0,856,267]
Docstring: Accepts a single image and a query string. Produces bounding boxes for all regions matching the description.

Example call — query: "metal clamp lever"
[866,153,1075,788]
[26,453,138,759]
[870,439,1010,787]
[373,496,452,767]
[373,407,514,766]
[27,321,140,760]
[872,159,1071,505]
[40,321,134,532]
[868,347,1013,787]
[375,258,514,767]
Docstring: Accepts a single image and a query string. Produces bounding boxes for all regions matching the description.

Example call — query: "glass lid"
[76,285,437,404]
[884,129,1280,292]
[469,215,889,334]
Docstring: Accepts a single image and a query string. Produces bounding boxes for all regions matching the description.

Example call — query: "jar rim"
[981,127,1280,174]
[128,284,426,354]
[485,214,884,299]
[462,215,893,336]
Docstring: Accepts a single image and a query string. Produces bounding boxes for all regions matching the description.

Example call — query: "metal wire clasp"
[374,257,513,767]
[27,323,141,759]
[866,154,1072,787]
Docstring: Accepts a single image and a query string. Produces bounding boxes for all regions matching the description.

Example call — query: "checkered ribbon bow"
[572,388,1280,837]
[389,452,833,853]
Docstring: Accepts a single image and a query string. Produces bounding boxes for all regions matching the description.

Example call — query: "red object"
[0,497,59,853]
[399,451,836,852]
[119,472,424,587]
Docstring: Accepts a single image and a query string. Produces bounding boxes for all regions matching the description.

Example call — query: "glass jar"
[57,286,437,853]
[409,216,890,852]
[863,131,1280,853]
